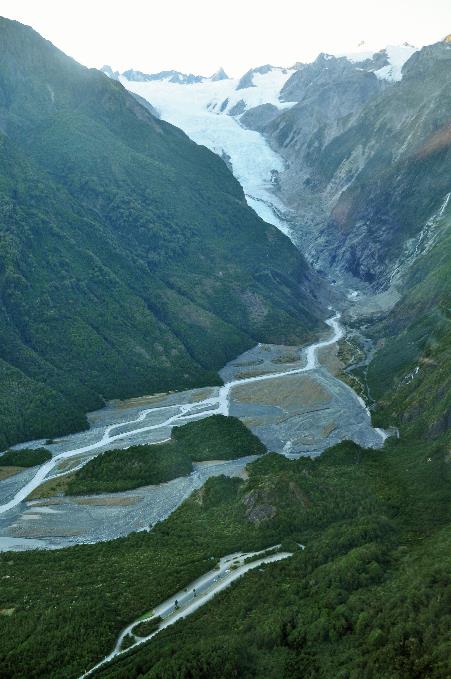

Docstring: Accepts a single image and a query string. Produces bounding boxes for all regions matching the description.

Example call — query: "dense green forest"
[94,438,450,679]
[171,414,267,461]
[0,17,323,448]
[90,180,450,679]
[0,434,449,678]
[0,204,448,679]
[0,447,51,467]
[66,444,193,495]
[65,415,266,494]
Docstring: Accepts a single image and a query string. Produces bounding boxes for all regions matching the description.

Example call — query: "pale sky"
[1,0,450,76]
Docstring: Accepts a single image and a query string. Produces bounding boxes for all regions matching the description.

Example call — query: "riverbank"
[0,313,387,550]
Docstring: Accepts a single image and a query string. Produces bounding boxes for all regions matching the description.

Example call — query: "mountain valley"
[0,15,449,679]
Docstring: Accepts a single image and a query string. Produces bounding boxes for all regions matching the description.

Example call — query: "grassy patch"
[0,466,22,481]
[65,445,192,495]
[28,473,75,500]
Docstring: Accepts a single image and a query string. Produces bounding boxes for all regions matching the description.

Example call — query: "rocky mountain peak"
[100,64,119,80]
[118,69,205,84]
[279,53,382,103]
[211,67,229,81]
[401,39,451,79]
[236,64,274,90]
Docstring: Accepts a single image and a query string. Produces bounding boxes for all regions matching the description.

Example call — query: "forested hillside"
[366,211,450,439]
[0,434,448,678]
[0,18,323,447]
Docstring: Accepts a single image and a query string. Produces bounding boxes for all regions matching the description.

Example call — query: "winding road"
[0,313,386,516]
[81,546,295,678]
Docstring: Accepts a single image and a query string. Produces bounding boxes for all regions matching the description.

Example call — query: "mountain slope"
[112,45,423,259]
[0,18,323,447]
[260,40,451,284]
[113,64,298,237]
[367,209,451,439]
[2,435,448,678]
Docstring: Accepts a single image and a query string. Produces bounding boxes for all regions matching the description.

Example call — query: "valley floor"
[0,314,385,549]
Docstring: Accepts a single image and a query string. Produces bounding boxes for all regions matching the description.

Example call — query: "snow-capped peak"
[373,45,418,82]
[122,69,206,84]
[211,67,229,81]
[337,43,418,81]
[118,65,296,120]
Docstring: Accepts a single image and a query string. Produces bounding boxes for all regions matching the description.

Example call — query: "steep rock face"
[312,41,451,284]
[366,207,451,439]
[265,55,386,246]
[256,42,451,286]
[235,52,388,276]
[240,103,281,131]
[279,52,386,103]
[0,19,323,447]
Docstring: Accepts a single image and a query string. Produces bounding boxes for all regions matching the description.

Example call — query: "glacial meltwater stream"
[0,313,387,549]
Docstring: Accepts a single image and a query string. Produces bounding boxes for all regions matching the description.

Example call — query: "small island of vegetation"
[0,448,51,468]
[65,415,266,495]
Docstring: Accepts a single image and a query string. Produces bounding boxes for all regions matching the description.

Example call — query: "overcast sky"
[2,0,450,76]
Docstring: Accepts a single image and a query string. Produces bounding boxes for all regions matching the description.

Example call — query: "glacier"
[117,44,419,237]
[120,68,297,237]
